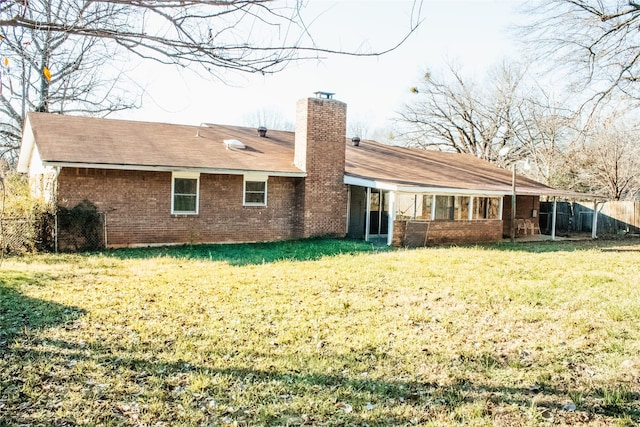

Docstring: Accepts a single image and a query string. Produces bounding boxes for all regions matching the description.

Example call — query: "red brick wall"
[294,97,348,238]
[392,220,503,247]
[502,195,541,237]
[56,168,304,247]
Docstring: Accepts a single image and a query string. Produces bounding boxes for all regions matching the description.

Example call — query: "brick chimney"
[294,94,348,238]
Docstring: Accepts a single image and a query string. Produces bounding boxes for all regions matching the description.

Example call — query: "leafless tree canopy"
[1,0,423,77]
[520,0,640,105]
[398,63,531,162]
[568,117,640,200]
[0,0,423,164]
[396,62,580,188]
[242,107,293,131]
[1,1,138,163]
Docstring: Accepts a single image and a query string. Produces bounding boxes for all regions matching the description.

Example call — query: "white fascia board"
[28,145,56,176]
[17,117,35,173]
[344,175,399,191]
[344,175,509,196]
[243,172,269,181]
[394,187,508,197]
[42,161,307,178]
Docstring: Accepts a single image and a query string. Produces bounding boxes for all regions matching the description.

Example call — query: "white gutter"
[344,175,509,196]
[42,161,307,178]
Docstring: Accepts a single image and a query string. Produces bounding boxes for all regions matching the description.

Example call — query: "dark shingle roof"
[22,112,566,195]
[25,113,302,175]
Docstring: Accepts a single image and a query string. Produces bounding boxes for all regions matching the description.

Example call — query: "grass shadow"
[0,270,85,347]
[480,235,640,254]
[102,237,389,266]
[3,341,637,425]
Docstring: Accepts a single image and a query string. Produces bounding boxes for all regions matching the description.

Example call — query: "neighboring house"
[18,94,576,249]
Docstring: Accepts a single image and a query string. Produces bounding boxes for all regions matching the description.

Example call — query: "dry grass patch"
[1,238,639,425]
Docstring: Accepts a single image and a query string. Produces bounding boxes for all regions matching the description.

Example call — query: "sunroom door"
[369,189,389,236]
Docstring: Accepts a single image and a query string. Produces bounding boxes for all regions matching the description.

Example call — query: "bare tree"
[519,1,640,106]
[1,0,423,77]
[242,107,293,131]
[568,117,640,200]
[0,0,423,164]
[510,91,579,187]
[396,62,527,162]
[347,113,375,140]
[396,61,585,188]
[1,3,137,162]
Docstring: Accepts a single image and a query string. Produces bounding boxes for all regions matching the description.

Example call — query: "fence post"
[551,198,557,240]
[592,201,598,239]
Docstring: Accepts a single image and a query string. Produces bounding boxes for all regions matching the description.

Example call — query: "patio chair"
[516,219,527,235]
[526,219,541,235]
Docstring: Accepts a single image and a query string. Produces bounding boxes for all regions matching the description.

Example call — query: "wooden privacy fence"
[540,201,640,235]
[574,201,640,234]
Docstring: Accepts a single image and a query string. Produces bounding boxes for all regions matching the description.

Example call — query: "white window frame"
[171,172,200,215]
[243,174,268,206]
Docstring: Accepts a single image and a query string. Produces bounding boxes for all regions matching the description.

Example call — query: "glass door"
[369,189,389,236]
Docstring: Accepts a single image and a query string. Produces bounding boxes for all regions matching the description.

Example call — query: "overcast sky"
[116,0,525,135]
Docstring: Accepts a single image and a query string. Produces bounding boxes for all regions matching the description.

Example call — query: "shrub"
[0,172,55,253]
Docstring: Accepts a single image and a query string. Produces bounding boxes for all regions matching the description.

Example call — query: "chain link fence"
[0,214,54,254]
[0,209,106,254]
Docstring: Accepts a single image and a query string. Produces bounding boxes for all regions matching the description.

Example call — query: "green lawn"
[1,238,639,426]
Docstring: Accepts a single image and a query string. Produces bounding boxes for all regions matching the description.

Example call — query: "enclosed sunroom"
[343,139,551,247]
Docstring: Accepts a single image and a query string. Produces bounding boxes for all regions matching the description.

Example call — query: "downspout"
[551,197,557,241]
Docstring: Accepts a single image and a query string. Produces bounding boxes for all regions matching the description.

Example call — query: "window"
[459,196,471,220]
[395,193,433,220]
[172,172,199,214]
[244,177,267,206]
[435,196,455,220]
[474,197,501,220]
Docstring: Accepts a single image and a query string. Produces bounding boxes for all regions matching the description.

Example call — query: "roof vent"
[352,137,361,147]
[257,126,267,137]
[224,139,246,150]
[314,91,335,99]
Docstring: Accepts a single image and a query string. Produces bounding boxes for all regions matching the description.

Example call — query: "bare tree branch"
[1,0,424,76]
[0,0,424,164]
[519,0,640,109]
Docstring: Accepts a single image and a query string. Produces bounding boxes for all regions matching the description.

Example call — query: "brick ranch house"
[18,94,573,249]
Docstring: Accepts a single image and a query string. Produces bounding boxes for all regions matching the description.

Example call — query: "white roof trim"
[244,172,269,181]
[41,161,307,178]
[344,175,509,196]
[17,116,35,173]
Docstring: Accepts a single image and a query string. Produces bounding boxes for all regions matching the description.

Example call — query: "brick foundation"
[393,220,503,247]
